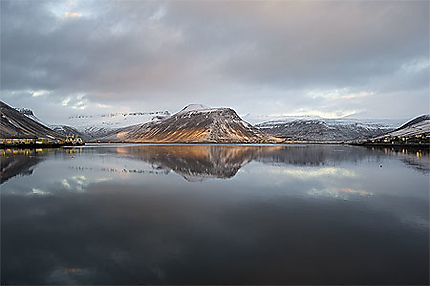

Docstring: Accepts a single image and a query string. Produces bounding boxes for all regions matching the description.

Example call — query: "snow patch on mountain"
[63,110,171,138]
[242,114,326,125]
[15,108,52,128]
[243,113,406,127]
[14,107,171,139]
[176,104,212,115]
[255,117,401,142]
[1,102,63,140]
[374,115,430,139]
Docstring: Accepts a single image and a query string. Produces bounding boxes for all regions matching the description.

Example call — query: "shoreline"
[0,143,85,149]
[1,141,429,149]
[350,142,430,149]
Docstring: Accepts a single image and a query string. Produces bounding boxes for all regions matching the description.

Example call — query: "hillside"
[393,115,430,134]
[256,118,395,142]
[9,104,171,141]
[49,124,93,141]
[13,108,91,140]
[0,101,64,140]
[100,104,282,143]
[64,110,171,138]
[365,114,430,146]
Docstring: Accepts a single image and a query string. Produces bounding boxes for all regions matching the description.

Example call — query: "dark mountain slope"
[0,101,64,139]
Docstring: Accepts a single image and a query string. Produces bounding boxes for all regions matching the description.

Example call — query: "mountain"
[0,101,64,140]
[176,103,211,115]
[395,114,430,133]
[255,118,398,142]
[100,104,282,143]
[63,110,171,138]
[242,114,327,125]
[14,107,50,127]
[11,106,90,141]
[49,124,93,141]
[11,105,172,140]
[370,114,430,143]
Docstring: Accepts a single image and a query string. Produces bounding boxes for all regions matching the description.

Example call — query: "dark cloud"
[1,0,428,122]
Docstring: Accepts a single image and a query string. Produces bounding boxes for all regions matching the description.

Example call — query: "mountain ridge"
[2,100,428,145]
[255,118,396,142]
[395,114,430,131]
[0,101,64,140]
[373,114,430,140]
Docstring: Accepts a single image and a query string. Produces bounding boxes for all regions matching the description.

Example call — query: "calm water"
[1,144,429,285]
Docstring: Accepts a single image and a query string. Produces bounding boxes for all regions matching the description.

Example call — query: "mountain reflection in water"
[114,144,283,181]
[1,144,429,184]
[1,144,429,285]
[0,148,53,184]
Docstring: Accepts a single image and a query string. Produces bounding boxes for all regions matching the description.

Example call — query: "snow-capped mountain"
[241,114,326,125]
[1,101,64,140]
[63,110,171,138]
[175,103,211,115]
[12,107,89,140]
[242,113,405,127]
[7,100,424,144]
[374,114,430,139]
[49,124,91,141]
[255,117,401,142]
[352,114,430,147]
[15,108,172,140]
[100,104,282,143]
[14,107,51,128]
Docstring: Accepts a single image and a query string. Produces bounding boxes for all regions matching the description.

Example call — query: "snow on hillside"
[243,113,406,128]
[175,104,212,115]
[63,110,171,137]
[14,107,171,139]
[242,114,325,125]
[375,116,430,139]
[14,108,52,128]
[1,103,63,140]
[255,117,403,141]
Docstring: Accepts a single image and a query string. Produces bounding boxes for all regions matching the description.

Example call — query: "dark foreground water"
[1,144,429,285]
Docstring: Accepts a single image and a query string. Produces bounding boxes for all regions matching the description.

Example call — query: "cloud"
[62,11,83,19]
[1,0,428,122]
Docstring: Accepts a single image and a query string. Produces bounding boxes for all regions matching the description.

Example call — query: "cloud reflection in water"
[1,144,429,285]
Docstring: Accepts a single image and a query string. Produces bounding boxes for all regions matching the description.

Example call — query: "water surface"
[1,144,429,284]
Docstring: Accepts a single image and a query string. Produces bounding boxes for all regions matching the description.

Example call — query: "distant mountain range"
[6,104,172,141]
[63,110,171,139]
[1,100,428,145]
[255,118,399,142]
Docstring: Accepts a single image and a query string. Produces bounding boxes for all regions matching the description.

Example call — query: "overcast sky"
[1,0,429,123]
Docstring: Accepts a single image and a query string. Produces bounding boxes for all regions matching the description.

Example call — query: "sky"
[1,0,429,123]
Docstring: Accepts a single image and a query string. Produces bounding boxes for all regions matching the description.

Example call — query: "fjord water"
[1,144,429,285]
